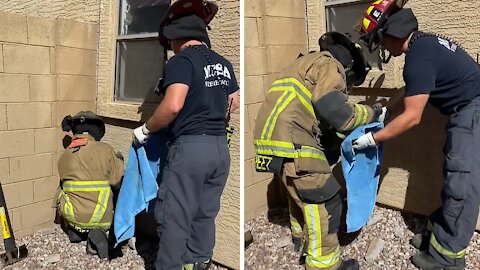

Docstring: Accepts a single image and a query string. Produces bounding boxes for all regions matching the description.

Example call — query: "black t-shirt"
[162,45,239,138]
[403,31,480,114]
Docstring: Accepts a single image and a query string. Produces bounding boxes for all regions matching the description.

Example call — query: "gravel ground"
[245,206,480,270]
[0,224,229,270]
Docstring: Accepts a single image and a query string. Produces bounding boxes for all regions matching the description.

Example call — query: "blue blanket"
[114,133,168,245]
[341,122,383,233]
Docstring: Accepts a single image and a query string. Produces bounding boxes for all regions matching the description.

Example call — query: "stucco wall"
[0,8,98,240]
[98,0,240,268]
[245,0,480,230]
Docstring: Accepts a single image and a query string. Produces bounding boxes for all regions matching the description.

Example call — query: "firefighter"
[253,31,387,270]
[132,1,239,269]
[57,111,124,259]
[355,1,480,269]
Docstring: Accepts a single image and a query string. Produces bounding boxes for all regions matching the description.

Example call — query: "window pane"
[326,2,380,67]
[115,40,165,102]
[119,0,171,35]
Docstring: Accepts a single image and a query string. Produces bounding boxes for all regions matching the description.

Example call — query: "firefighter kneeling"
[55,111,124,259]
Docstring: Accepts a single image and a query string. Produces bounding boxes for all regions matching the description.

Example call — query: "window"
[325,0,380,68]
[115,0,171,102]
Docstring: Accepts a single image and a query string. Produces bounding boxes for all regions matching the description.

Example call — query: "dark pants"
[154,135,230,270]
[429,98,480,266]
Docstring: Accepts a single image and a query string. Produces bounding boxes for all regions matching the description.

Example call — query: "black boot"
[411,233,430,250]
[67,228,87,243]
[292,237,305,254]
[86,229,109,259]
[337,259,359,270]
[411,251,465,270]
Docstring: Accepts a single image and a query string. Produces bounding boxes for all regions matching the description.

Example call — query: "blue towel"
[114,133,168,245]
[341,122,383,233]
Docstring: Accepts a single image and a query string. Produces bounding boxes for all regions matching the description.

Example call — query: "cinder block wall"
[245,0,480,230]
[244,0,307,221]
[0,10,98,239]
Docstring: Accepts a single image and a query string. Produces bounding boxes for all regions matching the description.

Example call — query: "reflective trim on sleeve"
[353,104,369,129]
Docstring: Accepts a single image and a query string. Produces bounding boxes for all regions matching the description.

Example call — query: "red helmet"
[359,0,408,52]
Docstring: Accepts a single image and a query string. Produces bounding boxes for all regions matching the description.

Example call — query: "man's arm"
[228,90,240,113]
[374,94,429,143]
[146,83,189,132]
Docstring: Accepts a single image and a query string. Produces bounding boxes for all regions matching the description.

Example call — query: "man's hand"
[133,123,151,144]
[352,132,376,150]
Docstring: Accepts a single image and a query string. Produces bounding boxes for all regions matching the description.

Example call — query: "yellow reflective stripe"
[65,180,109,185]
[89,189,111,225]
[305,246,341,268]
[270,78,315,117]
[304,204,322,259]
[427,220,433,232]
[63,193,75,223]
[430,233,466,259]
[353,104,369,129]
[290,216,303,234]
[261,91,295,140]
[70,221,111,231]
[254,140,326,161]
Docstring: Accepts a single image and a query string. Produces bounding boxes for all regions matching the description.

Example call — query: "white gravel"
[0,224,229,270]
[245,206,480,270]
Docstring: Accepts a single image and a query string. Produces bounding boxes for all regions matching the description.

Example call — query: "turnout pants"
[154,135,230,270]
[282,162,342,270]
[428,98,480,267]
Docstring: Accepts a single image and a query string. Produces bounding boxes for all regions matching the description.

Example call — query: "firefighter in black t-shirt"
[354,2,480,270]
[132,2,239,270]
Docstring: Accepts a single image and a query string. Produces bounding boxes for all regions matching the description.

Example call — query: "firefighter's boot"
[337,259,359,270]
[411,233,430,250]
[411,251,465,270]
[86,229,109,259]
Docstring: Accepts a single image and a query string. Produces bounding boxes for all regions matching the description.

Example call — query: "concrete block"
[56,46,96,76]
[35,128,57,153]
[244,159,254,187]
[27,16,55,46]
[265,17,306,46]
[57,75,96,101]
[245,179,271,213]
[245,76,266,105]
[34,176,59,202]
[264,0,306,18]
[0,158,9,184]
[30,75,56,102]
[20,200,55,229]
[245,47,267,76]
[245,0,262,17]
[267,46,306,74]
[7,103,52,130]
[50,48,56,75]
[10,153,53,182]
[55,101,96,127]
[0,45,3,72]
[245,18,260,48]
[0,74,29,102]
[245,131,255,161]
[0,11,27,43]
[3,44,51,74]
[56,19,98,50]
[3,181,34,208]
[247,103,263,135]
[13,228,34,240]
[34,223,56,235]
[9,208,23,233]
[0,130,35,158]
[0,105,6,131]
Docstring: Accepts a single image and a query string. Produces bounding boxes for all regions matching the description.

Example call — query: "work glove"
[377,107,389,122]
[133,123,151,144]
[352,131,376,151]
